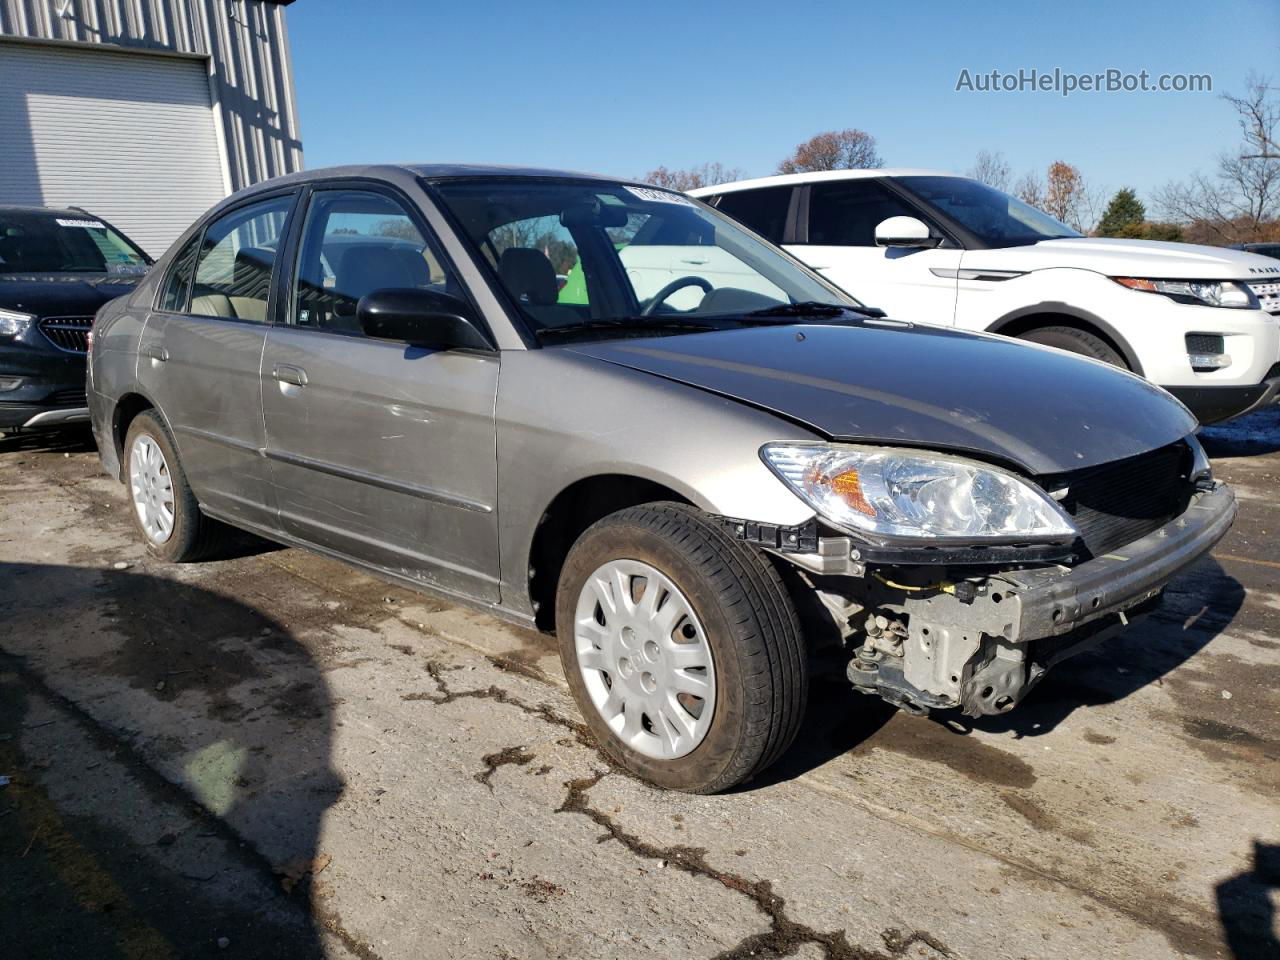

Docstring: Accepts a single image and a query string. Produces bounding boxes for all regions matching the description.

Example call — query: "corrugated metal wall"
[0,41,230,253]
[0,0,303,192]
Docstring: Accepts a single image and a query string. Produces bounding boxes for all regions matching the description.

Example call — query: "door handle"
[272,363,308,387]
[142,344,168,362]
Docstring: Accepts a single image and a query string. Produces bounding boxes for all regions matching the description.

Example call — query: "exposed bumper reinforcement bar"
[990,481,1237,643]
[841,482,1237,716]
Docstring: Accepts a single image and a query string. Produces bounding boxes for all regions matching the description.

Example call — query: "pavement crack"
[473,744,534,791]
[556,771,954,960]
[402,659,593,747]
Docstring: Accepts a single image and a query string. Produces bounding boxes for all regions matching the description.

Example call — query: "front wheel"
[555,503,807,793]
[1019,325,1126,368]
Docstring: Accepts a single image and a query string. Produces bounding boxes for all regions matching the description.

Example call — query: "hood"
[967,237,1280,281]
[0,273,141,318]
[565,322,1196,476]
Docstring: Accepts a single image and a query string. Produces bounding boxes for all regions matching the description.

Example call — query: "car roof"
[0,204,104,218]
[231,162,642,195]
[407,162,640,183]
[201,163,655,223]
[686,168,960,197]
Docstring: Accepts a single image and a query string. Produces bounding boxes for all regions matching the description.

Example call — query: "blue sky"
[287,0,1279,207]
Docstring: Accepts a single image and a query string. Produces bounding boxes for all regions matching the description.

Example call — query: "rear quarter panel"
[88,289,149,479]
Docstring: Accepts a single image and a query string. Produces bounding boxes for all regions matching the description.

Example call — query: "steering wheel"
[641,275,714,316]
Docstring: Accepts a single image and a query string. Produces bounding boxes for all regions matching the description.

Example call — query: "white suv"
[691,170,1280,424]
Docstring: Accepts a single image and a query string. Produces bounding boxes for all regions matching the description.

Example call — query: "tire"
[555,502,807,793]
[1019,325,1126,368]
[123,410,228,562]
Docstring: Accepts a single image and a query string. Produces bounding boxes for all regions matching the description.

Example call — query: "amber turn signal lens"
[828,468,875,517]
[1113,277,1157,291]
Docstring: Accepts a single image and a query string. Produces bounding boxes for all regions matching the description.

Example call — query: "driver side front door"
[786,179,961,325]
[261,185,502,602]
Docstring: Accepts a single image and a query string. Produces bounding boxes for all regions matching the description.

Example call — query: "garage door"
[0,42,228,258]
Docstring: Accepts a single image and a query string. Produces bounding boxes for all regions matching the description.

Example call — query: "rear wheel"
[124,410,227,562]
[556,502,807,793]
[1019,325,1126,368]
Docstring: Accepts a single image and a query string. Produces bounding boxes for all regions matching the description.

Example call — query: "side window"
[806,180,920,246]
[190,195,293,321]
[158,235,200,312]
[714,187,792,244]
[290,190,452,335]
[484,214,583,312]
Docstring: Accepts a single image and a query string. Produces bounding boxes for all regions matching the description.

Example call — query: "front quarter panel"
[496,348,820,613]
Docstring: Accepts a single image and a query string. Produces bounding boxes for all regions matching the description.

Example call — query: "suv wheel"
[1019,325,1126,368]
[556,503,807,793]
[124,410,227,562]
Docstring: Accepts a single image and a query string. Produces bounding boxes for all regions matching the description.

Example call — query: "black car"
[0,206,150,431]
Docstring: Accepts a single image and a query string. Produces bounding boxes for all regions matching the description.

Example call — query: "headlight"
[1113,277,1258,309]
[761,443,1077,543]
[0,307,35,337]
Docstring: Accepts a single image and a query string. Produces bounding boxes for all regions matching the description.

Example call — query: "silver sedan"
[88,165,1235,792]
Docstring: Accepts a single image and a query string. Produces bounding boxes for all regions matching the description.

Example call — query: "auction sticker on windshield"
[625,186,696,206]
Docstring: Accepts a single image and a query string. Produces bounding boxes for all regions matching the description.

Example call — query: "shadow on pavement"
[742,677,896,791]
[0,563,340,959]
[1199,405,1280,458]
[1217,841,1280,960]
[0,424,97,454]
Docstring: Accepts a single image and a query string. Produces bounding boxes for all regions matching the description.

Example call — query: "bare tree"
[640,162,746,191]
[1014,170,1044,209]
[1044,161,1084,224]
[1154,72,1280,243]
[1013,161,1101,233]
[1227,71,1280,160]
[967,150,1011,191]
[777,129,882,174]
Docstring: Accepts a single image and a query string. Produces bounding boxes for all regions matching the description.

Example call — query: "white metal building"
[0,0,303,256]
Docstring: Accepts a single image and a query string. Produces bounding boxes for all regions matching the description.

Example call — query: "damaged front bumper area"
[777,482,1237,717]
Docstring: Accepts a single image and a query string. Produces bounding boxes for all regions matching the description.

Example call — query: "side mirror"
[356,288,489,350]
[874,216,942,249]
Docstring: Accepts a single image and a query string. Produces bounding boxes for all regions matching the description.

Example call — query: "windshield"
[896,176,1081,248]
[429,178,854,337]
[0,211,150,275]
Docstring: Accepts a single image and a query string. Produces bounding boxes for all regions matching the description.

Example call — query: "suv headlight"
[761,443,1077,543]
[0,307,35,337]
[1113,277,1258,309]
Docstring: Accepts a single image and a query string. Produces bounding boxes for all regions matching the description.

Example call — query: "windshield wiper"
[534,317,723,341]
[741,301,887,320]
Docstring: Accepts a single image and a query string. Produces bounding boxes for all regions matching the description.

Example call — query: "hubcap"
[573,559,716,760]
[129,434,175,544]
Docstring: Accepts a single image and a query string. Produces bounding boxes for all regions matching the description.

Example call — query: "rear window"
[713,187,792,244]
[0,211,149,274]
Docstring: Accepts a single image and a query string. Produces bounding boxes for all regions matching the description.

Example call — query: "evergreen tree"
[1097,188,1146,237]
